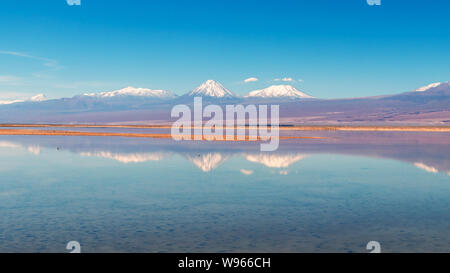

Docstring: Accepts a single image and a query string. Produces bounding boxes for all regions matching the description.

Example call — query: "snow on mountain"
[0,94,47,105]
[30,94,47,102]
[187,80,234,98]
[83,86,175,99]
[245,85,314,99]
[0,99,24,105]
[415,82,444,92]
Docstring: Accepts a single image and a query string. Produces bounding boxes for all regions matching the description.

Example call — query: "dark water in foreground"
[0,132,449,253]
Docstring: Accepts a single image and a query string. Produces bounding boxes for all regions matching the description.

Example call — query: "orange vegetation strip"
[0,124,449,132]
[0,129,325,141]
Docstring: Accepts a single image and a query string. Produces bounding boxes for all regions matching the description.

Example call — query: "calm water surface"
[0,133,449,253]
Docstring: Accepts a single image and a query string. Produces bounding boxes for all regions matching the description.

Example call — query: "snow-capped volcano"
[187,80,234,98]
[245,85,314,99]
[30,94,47,102]
[415,82,448,92]
[83,86,175,99]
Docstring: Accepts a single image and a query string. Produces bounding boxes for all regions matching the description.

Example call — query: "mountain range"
[0,80,449,125]
[0,79,314,105]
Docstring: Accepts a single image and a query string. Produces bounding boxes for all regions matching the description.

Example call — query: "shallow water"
[0,133,449,253]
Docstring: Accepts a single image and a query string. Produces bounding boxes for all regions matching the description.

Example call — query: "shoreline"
[0,128,325,141]
[0,124,449,132]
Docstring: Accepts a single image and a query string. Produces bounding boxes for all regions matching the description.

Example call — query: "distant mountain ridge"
[0,80,315,106]
[0,81,449,125]
[82,86,176,99]
[2,80,450,106]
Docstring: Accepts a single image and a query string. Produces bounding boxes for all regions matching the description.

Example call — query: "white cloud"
[0,51,61,70]
[243,77,259,83]
[0,51,30,58]
[274,77,295,83]
[66,0,81,6]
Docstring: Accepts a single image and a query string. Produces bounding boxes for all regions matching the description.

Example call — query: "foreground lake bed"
[0,132,449,252]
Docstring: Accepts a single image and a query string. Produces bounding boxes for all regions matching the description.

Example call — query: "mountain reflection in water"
[0,133,449,253]
[1,133,448,175]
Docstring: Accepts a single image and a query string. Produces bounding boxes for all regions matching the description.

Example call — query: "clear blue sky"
[0,0,449,100]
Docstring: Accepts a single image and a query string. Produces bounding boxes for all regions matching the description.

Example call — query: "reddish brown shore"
[0,128,325,141]
[0,124,449,132]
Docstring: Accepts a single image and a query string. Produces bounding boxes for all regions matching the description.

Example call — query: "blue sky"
[0,0,449,100]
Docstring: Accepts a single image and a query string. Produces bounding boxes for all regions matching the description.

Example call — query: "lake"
[0,132,449,253]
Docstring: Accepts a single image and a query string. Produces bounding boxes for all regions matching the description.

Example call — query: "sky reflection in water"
[0,134,449,253]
